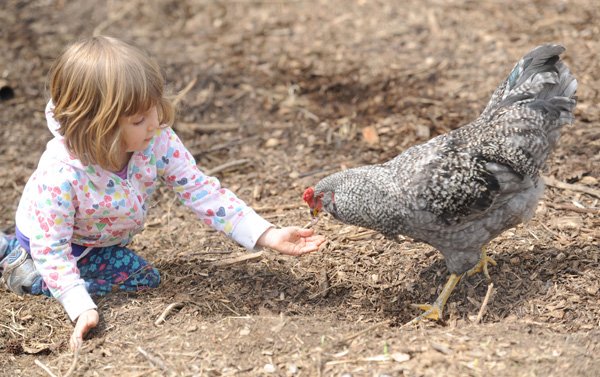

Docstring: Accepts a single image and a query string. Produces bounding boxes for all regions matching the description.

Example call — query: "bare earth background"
[1,1,599,376]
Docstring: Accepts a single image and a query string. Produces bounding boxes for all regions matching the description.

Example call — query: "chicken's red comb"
[302,187,315,203]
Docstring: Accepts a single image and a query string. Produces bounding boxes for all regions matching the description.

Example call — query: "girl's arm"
[24,169,97,321]
[155,128,272,249]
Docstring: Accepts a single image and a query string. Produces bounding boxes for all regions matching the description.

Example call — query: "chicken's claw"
[408,303,442,323]
[466,247,497,281]
[405,273,462,326]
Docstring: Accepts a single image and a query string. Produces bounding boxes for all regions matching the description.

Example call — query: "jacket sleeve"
[155,128,272,250]
[26,167,97,321]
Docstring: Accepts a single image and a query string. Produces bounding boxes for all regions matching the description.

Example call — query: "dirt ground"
[1,0,599,376]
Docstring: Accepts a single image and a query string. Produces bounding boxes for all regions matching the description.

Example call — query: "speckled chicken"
[303,44,577,323]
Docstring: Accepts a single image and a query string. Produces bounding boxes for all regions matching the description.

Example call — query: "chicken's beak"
[311,208,320,218]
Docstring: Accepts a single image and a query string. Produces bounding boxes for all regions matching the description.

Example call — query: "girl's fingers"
[71,321,87,350]
[70,333,82,352]
[70,310,99,351]
[289,241,322,256]
[269,227,325,256]
[301,235,326,245]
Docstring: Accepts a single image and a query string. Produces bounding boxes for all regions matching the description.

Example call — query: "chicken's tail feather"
[481,44,577,125]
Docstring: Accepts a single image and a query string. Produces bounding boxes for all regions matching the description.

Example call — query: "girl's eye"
[133,117,144,125]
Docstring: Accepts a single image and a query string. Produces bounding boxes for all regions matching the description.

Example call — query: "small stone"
[263,363,277,373]
[415,124,430,139]
[362,125,380,145]
[552,216,583,230]
[287,363,298,375]
[239,327,250,336]
[391,352,410,362]
[555,252,566,262]
[579,176,598,185]
[549,309,564,319]
[586,285,599,295]
[265,138,279,148]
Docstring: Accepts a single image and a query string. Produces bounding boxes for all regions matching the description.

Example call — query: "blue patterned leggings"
[31,245,160,297]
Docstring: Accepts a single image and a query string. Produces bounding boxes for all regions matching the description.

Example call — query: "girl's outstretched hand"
[70,309,99,351]
[257,226,325,256]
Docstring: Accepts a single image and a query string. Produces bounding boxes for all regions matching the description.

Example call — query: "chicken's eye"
[320,192,333,204]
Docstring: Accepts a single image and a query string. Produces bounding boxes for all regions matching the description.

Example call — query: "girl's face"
[119,105,159,152]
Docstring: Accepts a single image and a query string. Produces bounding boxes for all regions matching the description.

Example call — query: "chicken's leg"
[406,273,462,325]
[406,247,496,325]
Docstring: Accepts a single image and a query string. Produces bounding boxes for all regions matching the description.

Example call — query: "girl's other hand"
[70,309,99,351]
[257,226,325,256]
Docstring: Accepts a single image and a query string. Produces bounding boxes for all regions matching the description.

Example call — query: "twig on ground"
[543,175,600,199]
[155,302,186,326]
[544,201,600,214]
[538,220,562,238]
[190,249,234,255]
[475,283,494,324]
[137,347,172,375]
[219,301,241,316]
[63,347,81,377]
[172,77,197,107]
[318,350,323,377]
[205,159,251,176]
[427,9,440,36]
[34,359,58,377]
[209,250,264,267]
[35,343,81,377]
[0,323,24,337]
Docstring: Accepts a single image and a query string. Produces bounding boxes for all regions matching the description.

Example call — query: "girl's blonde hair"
[49,35,174,171]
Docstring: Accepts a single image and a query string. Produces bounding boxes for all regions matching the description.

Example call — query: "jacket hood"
[41,100,89,171]
[45,100,62,138]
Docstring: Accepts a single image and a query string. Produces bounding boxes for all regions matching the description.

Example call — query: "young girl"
[0,36,324,351]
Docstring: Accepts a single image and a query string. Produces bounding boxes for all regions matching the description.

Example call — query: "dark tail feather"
[481,44,577,125]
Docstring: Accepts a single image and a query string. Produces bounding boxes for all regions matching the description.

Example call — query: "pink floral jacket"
[15,102,272,320]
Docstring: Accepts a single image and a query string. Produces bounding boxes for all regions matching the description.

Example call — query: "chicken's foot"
[406,273,463,325]
[466,247,497,281]
[406,248,496,325]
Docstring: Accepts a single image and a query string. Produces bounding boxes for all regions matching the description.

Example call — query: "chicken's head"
[303,187,323,218]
